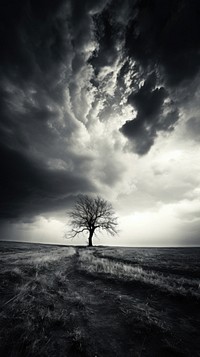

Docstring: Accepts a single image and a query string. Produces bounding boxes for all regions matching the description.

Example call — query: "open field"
[0,242,200,356]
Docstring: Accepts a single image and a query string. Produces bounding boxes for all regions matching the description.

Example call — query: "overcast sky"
[0,0,200,246]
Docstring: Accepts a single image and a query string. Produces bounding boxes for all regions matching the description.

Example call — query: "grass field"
[0,242,200,356]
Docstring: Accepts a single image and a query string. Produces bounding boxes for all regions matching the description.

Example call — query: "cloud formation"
[0,0,97,220]
[0,0,127,222]
[0,0,200,246]
[120,73,179,154]
[117,0,200,153]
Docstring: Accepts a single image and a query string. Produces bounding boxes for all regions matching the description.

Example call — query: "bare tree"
[67,195,118,247]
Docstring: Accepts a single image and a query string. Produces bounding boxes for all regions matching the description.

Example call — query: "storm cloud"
[0,0,200,245]
[0,0,100,221]
[120,73,176,154]
[118,0,200,153]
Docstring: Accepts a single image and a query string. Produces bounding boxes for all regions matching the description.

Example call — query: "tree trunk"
[88,229,94,247]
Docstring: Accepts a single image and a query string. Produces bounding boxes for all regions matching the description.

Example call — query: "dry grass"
[78,249,200,299]
[0,246,89,357]
[0,243,199,357]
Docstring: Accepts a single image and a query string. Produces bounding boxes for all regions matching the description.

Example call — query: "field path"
[50,249,200,357]
[0,244,200,357]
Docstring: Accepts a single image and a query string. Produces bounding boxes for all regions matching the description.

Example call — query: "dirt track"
[0,244,200,357]
[47,251,200,357]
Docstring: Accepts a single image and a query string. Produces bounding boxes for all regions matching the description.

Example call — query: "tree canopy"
[67,195,118,246]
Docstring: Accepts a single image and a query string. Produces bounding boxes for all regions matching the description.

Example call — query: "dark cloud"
[0,143,95,220]
[0,0,70,82]
[115,0,200,153]
[86,0,200,154]
[0,0,105,223]
[124,0,200,86]
[127,74,167,118]
[120,73,178,154]
[89,8,120,74]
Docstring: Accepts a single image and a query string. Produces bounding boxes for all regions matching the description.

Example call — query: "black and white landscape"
[0,0,200,356]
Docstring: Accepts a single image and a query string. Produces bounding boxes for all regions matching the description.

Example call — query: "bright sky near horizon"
[0,0,200,246]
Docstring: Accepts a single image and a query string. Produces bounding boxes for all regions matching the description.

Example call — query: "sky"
[0,0,200,246]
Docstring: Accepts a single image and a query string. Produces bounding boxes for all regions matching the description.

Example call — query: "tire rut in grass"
[69,252,200,357]
[66,255,166,356]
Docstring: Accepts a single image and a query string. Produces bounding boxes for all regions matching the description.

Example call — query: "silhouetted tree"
[67,195,118,247]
